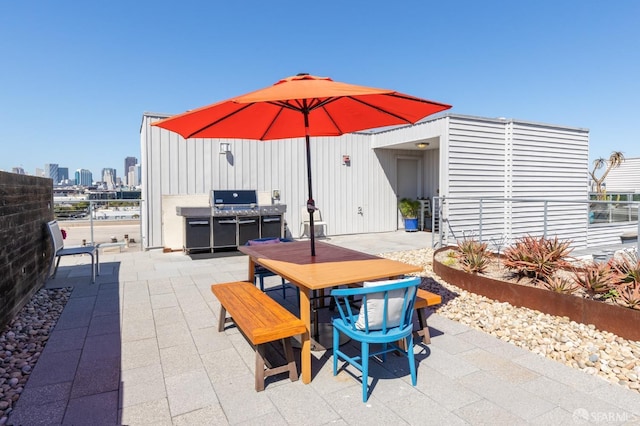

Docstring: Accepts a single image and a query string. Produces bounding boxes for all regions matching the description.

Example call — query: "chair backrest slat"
[300,207,322,222]
[47,220,65,254]
[331,277,420,335]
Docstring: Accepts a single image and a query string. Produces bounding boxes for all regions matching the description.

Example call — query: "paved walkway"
[8,232,640,425]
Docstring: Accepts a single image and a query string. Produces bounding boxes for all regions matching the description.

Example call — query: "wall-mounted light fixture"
[415,142,429,149]
[219,142,231,154]
[342,154,351,166]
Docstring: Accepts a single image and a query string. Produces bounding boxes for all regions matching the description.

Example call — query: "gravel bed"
[0,287,71,425]
[381,247,640,394]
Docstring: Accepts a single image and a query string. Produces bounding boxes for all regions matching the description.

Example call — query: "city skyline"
[10,157,138,186]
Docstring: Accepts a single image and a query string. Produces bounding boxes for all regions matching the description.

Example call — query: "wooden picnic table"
[239,240,422,384]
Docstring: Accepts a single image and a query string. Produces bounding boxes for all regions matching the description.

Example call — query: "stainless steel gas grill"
[210,190,287,250]
[176,190,287,253]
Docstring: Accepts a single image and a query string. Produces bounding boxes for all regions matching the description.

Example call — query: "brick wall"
[0,171,53,329]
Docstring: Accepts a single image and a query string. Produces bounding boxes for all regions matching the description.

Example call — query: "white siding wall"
[141,113,407,249]
[441,115,591,249]
[443,117,508,243]
[603,157,640,193]
[142,112,597,251]
[587,224,639,246]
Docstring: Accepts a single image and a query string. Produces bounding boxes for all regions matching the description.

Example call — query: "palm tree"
[589,151,625,200]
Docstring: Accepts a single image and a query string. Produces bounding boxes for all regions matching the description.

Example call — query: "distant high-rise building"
[102,168,116,190]
[75,168,93,186]
[11,167,25,175]
[35,167,44,177]
[45,163,59,183]
[58,167,69,183]
[135,164,141,186]
[127,163,141,187]
[124,157,137,186]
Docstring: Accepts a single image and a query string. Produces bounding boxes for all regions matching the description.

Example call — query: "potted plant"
[399,198,421,232]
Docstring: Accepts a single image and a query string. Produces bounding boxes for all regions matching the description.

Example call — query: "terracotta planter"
[433,247,640,342]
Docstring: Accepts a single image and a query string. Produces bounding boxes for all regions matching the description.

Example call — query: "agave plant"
[610,255,640,285]
[503,235,572,282]
[456,238,490,274]
[616,282,640,310]
[572,261,617,296]
[542,276,579,295]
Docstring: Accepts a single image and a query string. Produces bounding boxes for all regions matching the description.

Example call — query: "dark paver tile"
[7,400,67,426]
[70,356,120,399]
[26,349,81,387]
[63,391,119,426]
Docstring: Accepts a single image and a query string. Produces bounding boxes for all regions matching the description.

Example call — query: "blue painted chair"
[331,276,420,402]
[245,237,298,301]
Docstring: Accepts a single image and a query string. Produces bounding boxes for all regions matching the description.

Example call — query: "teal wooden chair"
[331,276,420,402]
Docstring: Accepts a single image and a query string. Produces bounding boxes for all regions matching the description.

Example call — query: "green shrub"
[398,198,420,219]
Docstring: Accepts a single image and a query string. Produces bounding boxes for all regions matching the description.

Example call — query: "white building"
[138,112,631,252]
[102,168,116,190]
[603,157,640,194]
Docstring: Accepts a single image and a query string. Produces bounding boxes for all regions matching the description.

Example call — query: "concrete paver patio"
[8,232,640,425]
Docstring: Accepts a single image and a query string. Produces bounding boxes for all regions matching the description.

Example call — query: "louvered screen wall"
[442,116,591,248]
[603,158,640,193]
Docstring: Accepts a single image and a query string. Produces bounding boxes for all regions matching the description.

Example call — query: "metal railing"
[432,196,640,248]
[589,201,639,224]
[53,199,142,248]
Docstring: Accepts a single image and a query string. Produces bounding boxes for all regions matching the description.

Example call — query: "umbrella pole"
[304,112,316,256]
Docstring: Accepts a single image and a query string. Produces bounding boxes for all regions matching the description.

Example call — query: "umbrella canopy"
[152,73,452,255]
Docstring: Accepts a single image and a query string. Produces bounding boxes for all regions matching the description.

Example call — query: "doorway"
[396,157,421,229]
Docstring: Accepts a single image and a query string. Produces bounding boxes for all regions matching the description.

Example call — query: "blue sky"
[1,1,638,180]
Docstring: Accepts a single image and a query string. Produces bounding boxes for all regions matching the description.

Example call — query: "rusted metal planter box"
[433,247,640,342]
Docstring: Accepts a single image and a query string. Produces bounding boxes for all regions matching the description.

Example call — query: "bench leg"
[416,308,431,344]
[283,338,298,382]
[254,339,299,391]
[255,346,266,392]
[217,306,227,332]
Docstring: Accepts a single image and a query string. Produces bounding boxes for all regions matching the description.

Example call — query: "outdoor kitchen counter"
[176,206,212,217]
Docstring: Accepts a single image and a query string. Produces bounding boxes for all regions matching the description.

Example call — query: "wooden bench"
[211,281,306,391]
[414,288,442,344]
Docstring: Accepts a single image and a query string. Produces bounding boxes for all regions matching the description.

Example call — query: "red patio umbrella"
[152,73,451,255]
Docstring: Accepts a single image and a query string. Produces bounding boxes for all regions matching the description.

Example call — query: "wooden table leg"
[299,287,311,384]
[247,257,256,283]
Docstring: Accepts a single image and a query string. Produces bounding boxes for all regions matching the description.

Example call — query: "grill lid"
[211,190,257,206]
